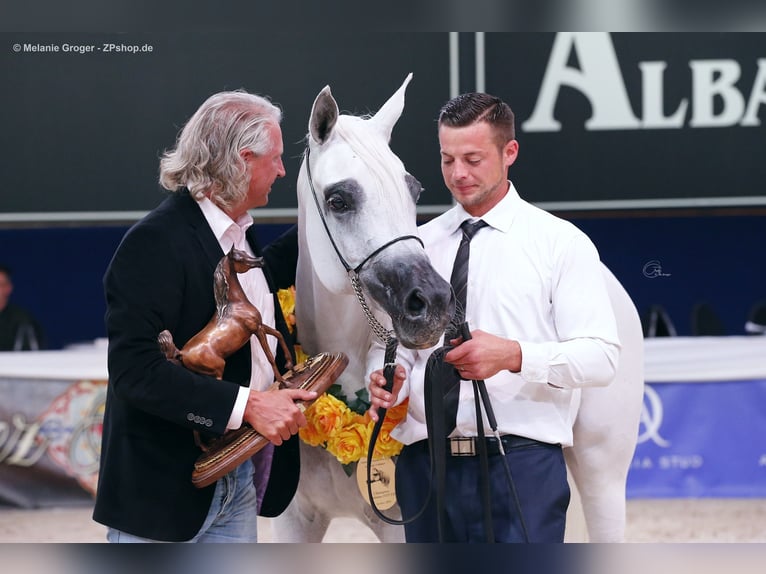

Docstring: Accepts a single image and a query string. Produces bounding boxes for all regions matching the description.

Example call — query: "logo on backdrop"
[36,380,106,495]
[642,260,672,279]
[637,384,670,447]
[522,32,766,132]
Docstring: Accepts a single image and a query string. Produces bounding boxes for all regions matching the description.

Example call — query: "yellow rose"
[371,427,404,458]
[277,287,297,334]
[326,417,371,465]
[293,344,309,365]
[299,385,409,465]
[368,399,407,458]
[384,400,409,425]
[373,421,403,458]
[300,394,352,447]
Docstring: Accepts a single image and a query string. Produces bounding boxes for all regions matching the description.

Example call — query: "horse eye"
[405,174,423,203]
[327,194,349,213]
[324,179,359,214]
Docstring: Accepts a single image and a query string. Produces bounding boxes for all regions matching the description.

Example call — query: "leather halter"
[304,143,414,525]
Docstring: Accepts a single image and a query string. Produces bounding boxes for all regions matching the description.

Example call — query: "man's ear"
[504,139,519,168]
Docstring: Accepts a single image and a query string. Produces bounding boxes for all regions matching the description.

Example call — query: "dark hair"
[0,264,11,277]
[438,92,515,148]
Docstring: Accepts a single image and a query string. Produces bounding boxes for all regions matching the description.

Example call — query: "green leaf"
[345,387,371,415]
[355,387,371,404]
[325,382,372,415]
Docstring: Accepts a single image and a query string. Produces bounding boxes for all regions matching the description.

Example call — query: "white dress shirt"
[367,183,620,447]
[196,197,276,430]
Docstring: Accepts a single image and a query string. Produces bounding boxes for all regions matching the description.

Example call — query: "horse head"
[225,246,264,275]
[297,73,453,349]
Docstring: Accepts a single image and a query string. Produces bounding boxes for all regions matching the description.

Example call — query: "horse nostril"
[405,289,427,317]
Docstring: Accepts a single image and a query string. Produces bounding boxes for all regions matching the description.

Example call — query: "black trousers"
[395,437,570,542]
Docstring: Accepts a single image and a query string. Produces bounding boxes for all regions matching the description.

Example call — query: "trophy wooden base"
[191,351,349,488]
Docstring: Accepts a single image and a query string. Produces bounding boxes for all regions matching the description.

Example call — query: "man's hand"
[243,387,317,445]
[367,364,406,422]
[444,329,522,380]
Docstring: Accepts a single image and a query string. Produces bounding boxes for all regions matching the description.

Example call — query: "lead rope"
[460,323,530,542]
[354,274,406,524]
[354,257,434,525]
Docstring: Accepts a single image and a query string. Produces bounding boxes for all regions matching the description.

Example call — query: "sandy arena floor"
[1,498,765,542]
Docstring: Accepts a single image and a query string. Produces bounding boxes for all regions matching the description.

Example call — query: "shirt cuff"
[518,340,550,384]
[226,385,250,430]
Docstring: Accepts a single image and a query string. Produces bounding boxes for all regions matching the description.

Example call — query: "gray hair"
[159,90,282,211]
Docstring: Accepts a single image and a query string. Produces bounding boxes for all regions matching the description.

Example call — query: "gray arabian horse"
[273,74,644,542]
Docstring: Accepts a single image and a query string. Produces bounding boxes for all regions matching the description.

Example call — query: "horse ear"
[369,72,413,142]
[309,86,339,144]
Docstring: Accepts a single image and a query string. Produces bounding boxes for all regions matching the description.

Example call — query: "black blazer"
[93,191,297,541]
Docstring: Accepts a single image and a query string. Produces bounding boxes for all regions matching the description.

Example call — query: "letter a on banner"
[523,32,640,132]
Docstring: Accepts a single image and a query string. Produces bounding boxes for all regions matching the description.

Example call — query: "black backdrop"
[1,32,452,217]
[3,32,765,220]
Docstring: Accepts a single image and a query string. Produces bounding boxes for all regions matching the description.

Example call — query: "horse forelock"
[332,117,414,222]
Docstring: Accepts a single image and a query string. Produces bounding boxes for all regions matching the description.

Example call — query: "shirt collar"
[443,181,522,236]
[196,196,254,247]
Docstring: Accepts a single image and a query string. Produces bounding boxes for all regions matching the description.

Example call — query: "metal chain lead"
[350,272,395,346]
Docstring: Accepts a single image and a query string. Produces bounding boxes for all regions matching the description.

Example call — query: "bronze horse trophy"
[158,246,347,488]
[158,246,294,381]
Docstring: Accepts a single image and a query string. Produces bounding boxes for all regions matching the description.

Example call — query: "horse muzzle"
[360,258,454,350]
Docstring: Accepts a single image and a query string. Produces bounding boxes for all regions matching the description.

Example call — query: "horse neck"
[296,251,375,397]
[221,259,249,303]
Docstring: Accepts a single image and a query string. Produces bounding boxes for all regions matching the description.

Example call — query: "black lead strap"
[472,379,494,542]
[367,337,446,540]
[460,323,530,543]
[366,337,399,519]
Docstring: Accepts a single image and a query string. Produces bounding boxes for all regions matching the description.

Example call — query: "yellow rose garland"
[277,288,407,474]
[300,394,408,467]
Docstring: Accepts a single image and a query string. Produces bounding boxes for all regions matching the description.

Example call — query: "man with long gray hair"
[93,90,315,542]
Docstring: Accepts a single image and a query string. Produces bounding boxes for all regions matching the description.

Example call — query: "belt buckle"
[449,437,476,457]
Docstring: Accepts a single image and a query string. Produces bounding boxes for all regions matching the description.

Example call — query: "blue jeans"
[107,461,259,543]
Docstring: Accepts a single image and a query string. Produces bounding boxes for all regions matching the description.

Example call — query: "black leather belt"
[446,435,542,457]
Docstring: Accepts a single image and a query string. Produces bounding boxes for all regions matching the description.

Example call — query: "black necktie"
[445,219,488,342]
[425,218,488,435]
